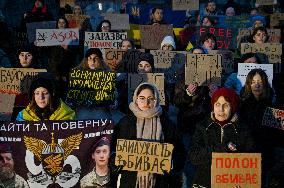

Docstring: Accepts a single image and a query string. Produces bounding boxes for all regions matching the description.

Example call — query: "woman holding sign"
[16,73,75,121]
[189,87,255,188]
[114,83,185,188]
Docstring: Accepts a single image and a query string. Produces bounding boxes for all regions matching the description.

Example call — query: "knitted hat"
[85,48,103,59]
[160,35,176,50]
[18,44,35,55]
[29,72,55,100]
[136,53,155,71]
[91,137,110,153]
[0,143,12,153]
[211,87,240,114]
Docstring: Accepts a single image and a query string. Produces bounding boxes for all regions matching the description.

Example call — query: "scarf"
[129,83,164,188]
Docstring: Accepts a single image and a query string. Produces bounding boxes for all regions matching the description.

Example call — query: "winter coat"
[189,113,255,188]
[173,84,211,135]
[16,100,75,121]
[113,112,185,188]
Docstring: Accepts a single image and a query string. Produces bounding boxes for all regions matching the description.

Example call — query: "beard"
[0,165,14,180]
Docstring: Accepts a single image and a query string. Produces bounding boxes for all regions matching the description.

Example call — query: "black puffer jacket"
[189,113,255,188]
[113,112,185,188]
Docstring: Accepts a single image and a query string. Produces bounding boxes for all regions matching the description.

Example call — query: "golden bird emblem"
[24,132,83,177]
[131,6,140,17]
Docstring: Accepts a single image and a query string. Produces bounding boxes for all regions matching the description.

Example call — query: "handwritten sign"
[65,14,90,29]
[26,21,56,43]
[35,28,79,46]
[103,13,130,30]
[105,49,127,72]
[0,119,113,187]
[208,50,234,74]
[150,50,186,83]
[256,0,277,5]
[211,153,261,188]
[140,25,173,49]
[262,107,284,130]
[60,0,75,7]
[270,13,284,27]
[115,139,174,174]
[128,73,165,105]
[0,68,47,94]
[241,43,282,73]
[66,69,116,107]
[237,63,273,87]
[199,27,234,49]
[172,0,199,11]
[0,93,16,121]
[185,54,223,86]
[84,32,127,49]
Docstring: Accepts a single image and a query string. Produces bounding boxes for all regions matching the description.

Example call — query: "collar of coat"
[206,112,238,131]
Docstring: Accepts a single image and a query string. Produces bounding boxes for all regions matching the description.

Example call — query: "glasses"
[137,97,156,103]
[101,25,110,29]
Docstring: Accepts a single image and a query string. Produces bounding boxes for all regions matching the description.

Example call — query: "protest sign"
[66,69,116,107]
[256,0,277,5]
[103,13,130,30]
[208,50,234,74]
[115,139,174,174]
[211,153,261,188]
[0,68,47,94]
[185,54,222,86]
[12,30,29,50]
[237,63,273,87]
[172,0,199,11]
[262,107,284,130]
[140,25,173,49]
[35,28,79,46]
[241,43,282,73]
[238,28,281,44]
[128,73,165,105]
[60,0,75,7]
[150,50,186,83]
[270,13,284,27]
[26,21,56,43]
[84,32,127,49]
[105,49,127,72]
[199,27,235,49]
[65,14,90,29]
[0,93,16,121]
[0,119,114,187]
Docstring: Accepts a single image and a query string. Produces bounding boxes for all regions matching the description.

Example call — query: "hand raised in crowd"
[186,82,198,96]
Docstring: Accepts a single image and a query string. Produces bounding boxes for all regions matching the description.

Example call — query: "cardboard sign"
[241,43,282,73]
[262,107,284,130]
[238,28,281,44]
[26,21,56,43]
[211,153,261,188]
[115,139,174,174]
[0,93,16,121]
[150,50,187,83]
[140,25,173,49]
[172,0,199,11]
[208,50,234,74]
[128,73,165,105]
[270,13,284,27]
[66,69,116,107]
[185,54,222,86]
[256,0,277,5]
[105,49,127,72]
[65,14,90,29]
[0,119,113,187]
[84,32,127,49]
[60,0,75,7]
[35,28,79,46]
[0,68,47,94]
[103,13,130,30]
[237,63,273,87]
[199,27,234,49]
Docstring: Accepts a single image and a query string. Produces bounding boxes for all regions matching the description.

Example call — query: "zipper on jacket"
[221,127,224,143]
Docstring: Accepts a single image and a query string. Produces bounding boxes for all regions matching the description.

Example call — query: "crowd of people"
[0,0,284,187]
